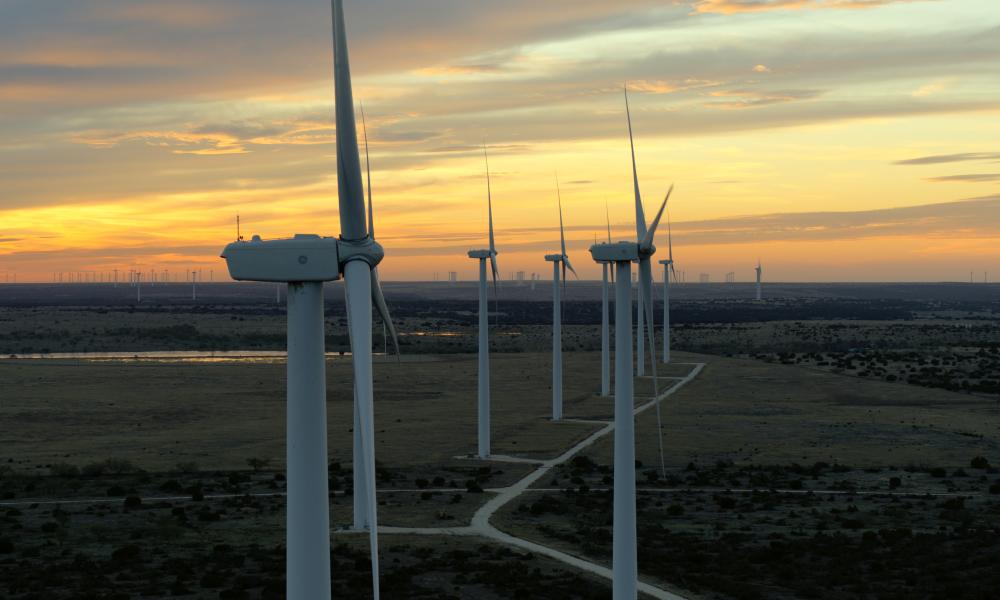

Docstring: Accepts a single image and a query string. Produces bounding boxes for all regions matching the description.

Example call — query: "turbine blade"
[343,262,380,599]
[639,255,665,477]
[605,199,612,243]
[640,185,672,252]
[370,268,399,357]
[332,0,366,240]
[638,257,657,366]
[625,84,646,241]
[485,146,496,256]
[667,209,674,262]
[361,102,374,239]
[564,255,578,279]
[557,179,567,258]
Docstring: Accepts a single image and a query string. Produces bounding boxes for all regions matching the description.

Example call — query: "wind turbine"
[220,1,395,598]
[755,259,763,301]
[467,147,499,458]
[588,188,669,600]
[658,211,676,363]
[543,184,576,421]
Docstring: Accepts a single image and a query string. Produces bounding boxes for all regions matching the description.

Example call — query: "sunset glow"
[1,0,998,282]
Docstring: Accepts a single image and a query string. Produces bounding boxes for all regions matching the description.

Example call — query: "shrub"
[970,456,990,469]
[49,463,80,477]
[888,476,901,489]
[247,458,271,472]
[465,480,484,494]
[174,461,200,474]
[123,496,142,509]
[0,538,13,553]
[111,544,142,564]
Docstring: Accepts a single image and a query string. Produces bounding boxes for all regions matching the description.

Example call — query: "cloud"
[376,195,1000,256]
[665,195,1000,245]
[752,64,771,73]
[704,88,823,109]
[926,174,1000,183]
[912,81,948,97]
[692,0,926,14]
[894,152,1000,165]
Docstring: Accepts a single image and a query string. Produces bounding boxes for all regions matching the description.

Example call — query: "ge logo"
[298,255,308,264]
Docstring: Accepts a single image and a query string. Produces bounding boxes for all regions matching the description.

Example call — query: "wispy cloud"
[895,152,1000,165]
[926,173,1000,183]
[692,0,927,15]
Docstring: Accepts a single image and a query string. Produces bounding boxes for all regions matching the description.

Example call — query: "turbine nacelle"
[221,233,385,283]
[544,253,568,263]
[590,242,640,263]
[467,249,493,260]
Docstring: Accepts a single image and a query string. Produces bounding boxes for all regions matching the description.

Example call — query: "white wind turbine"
[467,147,499,458]
[755,259,763,301]
[544,186,576,421]
[589,187,670,600]
[221,1,394,598]
[658,211,676,363]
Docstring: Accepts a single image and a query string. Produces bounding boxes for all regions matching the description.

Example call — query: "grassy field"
[2,350,998,599]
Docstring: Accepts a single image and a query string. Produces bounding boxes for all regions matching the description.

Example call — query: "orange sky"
[1,0,999,283]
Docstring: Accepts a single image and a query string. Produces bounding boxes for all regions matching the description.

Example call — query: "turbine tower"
[221,1,395,598]
[598,203,614,397]
[467,148,499,458]
[543,186,576,421]
[755,259,763,301]
[589,188,670,600]
[658,211,676,363]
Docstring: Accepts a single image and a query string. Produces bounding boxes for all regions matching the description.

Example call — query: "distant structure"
[725,272,735,284]
[516,271,525,285]
[755,260,763,301]
[466,146,499,458]
[699,273,709,284]
[448,271,458,284]
[544,185,576,421]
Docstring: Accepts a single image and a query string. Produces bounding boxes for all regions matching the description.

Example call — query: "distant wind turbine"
[467,146,499,457]
[658,211,676,363]
[221,1,396,598]
[755,259,763,301]
[543,183,576,421]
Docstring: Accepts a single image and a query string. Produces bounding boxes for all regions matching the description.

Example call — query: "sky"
[1,0,999,283]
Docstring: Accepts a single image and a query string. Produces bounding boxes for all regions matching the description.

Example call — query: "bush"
[123,495,142,509]
[888,476,901,489]
[111,544,142,563]
[0,538,13,553]
[970,456,990,469]
[988,481,1000,495]
[465,480,484,494]
[174,461,200,474]
[247,458,271,472]
[49,463,80,477]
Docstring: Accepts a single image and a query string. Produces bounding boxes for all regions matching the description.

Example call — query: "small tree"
[247,457,271,473]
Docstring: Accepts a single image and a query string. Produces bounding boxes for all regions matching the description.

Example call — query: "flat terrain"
[2,350,999,599]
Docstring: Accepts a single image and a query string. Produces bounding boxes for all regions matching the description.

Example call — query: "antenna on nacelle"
[237,214,243,241]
